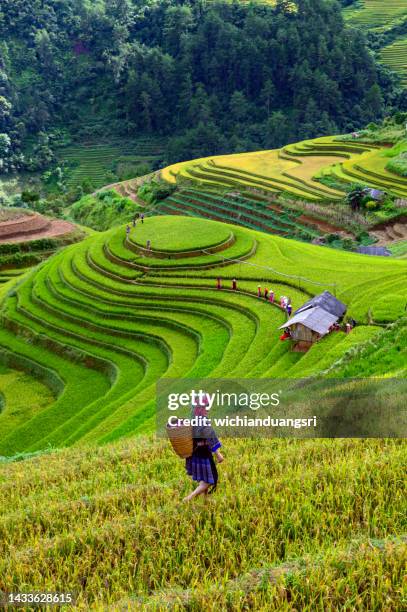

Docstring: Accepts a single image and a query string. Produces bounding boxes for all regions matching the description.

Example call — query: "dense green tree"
[163,6,194,57]
[229,91,249,124]
[363,84,384,121]
[0,133,11,155]
[0,0,397,168]
[260,79,276,118]
[0,96,11,125]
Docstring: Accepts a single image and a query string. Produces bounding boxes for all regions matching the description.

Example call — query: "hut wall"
[291,323,314,342]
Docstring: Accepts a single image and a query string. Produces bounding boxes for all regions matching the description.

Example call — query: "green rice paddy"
[344,0,407,87]
[344,0,407,31]
[57,139,163,189]
[380,37,407,87]
[0,215,405,456]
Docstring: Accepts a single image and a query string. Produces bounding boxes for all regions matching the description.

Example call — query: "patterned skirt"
[186,455,217,485]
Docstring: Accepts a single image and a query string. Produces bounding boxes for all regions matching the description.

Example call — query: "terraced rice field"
[0,215,405,456]
[0,213,76,244]
[344,0,407,87]
[161,136,407,201]
[320,149,407,198]
[380,37,407,87]
[155,189,322,239]
[0,366,54,440]
[344,0,407,30]
[0,215,85,291]
[57,139,163,189]
[1,436,405,609]
[0,268,30,284]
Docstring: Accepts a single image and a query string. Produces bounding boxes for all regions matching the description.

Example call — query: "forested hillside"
[0,0,399,176]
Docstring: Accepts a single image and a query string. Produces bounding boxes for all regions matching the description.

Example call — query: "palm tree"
[346,186,366,212]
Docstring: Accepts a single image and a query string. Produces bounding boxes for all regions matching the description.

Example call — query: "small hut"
[279,307,338,352]
[280,291,347,352]
[294,291,346,319]
[356,246,391,257]
[365,188,385,201]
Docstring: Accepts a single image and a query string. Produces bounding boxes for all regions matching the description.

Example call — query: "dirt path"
[95,171,157,206]
[266,203,351,235]
[371,216,407,246]
[297,213,352,235]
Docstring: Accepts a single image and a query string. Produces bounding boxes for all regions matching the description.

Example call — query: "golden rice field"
[161,136,407,200]
[0,437,405,609]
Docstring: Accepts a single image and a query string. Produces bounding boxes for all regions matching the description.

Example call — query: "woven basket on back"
[167,421,193,458]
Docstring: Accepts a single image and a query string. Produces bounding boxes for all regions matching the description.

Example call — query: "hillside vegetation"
[0,215,405,456]
[332,315,407,377]
[68,190,143,232]
[0,0,395,178]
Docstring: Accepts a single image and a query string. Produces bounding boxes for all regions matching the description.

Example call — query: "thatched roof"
[294,291,347,319]
[279,306,338,336]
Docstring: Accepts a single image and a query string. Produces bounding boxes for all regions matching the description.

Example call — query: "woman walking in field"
[184,396,224,502]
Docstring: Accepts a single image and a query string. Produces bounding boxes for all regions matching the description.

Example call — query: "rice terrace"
[0,0,406,609]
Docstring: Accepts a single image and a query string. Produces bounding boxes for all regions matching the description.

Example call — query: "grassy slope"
[332,315,407,377]
[389,238,407,257]
[67,190,143,232]
[0,215,405,455]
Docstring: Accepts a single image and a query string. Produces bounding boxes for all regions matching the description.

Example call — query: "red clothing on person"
[280,331,290,341]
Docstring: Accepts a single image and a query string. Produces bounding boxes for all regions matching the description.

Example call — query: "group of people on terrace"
[216,276,292,315]
[126,212,152,252]
[126,212,145,236]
